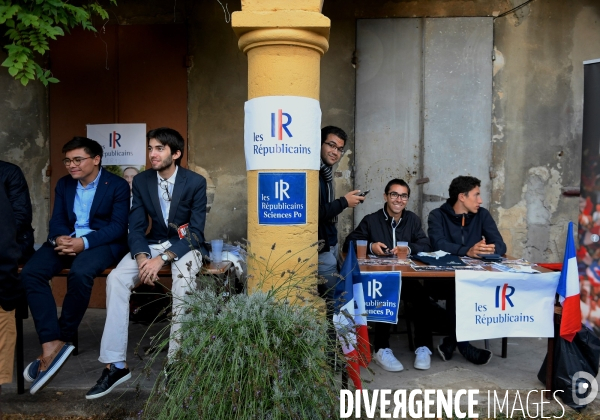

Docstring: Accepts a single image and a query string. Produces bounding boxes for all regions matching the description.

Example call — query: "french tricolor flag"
[333,242,371,389]
[557,221,582,342]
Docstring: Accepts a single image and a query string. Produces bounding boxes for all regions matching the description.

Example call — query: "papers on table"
[410,263,486,272]
[358,254,540,273]
[416,250,450,259]
[491,262,540,274]
[358,258,411,266]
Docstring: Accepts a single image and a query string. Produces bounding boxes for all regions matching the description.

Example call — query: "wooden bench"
[14,260,235,394]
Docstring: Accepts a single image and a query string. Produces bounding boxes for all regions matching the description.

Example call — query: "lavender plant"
[141,242,341,419]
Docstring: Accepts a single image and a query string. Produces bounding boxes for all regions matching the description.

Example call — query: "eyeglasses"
[159,179,172,202]
[324,141,345,155]
[62,157,91,166]
[387,192,409,201]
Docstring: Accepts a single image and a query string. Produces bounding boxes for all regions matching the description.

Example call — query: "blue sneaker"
[30,343,75,395]
[23,358,41,382]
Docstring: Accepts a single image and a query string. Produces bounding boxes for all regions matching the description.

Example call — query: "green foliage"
[143,289,338,419]
[141,244,342,419]
[0,0,116,86]
[103,164,123,177]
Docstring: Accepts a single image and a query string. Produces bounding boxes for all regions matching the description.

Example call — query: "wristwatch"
[160,253,171,264]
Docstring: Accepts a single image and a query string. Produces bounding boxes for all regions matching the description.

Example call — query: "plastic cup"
[211,239,223,263]
[396,241,409,260]
[356,240,368,259]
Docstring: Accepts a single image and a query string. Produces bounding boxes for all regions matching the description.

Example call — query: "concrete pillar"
[232,1,330,294]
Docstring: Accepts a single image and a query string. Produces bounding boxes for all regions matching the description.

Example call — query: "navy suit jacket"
[128,166,208,258]
[48,169,130,260]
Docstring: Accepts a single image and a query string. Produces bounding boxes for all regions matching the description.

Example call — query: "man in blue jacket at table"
[20,137,130,394]
[427,175,507,365]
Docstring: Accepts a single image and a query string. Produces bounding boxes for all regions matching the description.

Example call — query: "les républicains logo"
[252,108,312,157]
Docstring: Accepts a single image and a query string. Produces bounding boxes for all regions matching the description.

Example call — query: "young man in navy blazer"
[20,137,130,394]
[87,127,208,399]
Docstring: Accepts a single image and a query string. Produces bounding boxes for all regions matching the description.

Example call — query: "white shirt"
[157,166,178,228]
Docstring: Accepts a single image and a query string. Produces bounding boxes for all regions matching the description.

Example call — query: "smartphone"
[356,190,370,197]
[478,254,502,261]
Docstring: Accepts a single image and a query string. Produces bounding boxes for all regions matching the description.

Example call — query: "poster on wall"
[579,59,600,337]
[87,123,146,201]
[258,172,307,225]
[244,96,321,170]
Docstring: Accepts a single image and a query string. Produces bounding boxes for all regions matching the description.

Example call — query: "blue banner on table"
[257,172,306,225]
[360,271,402,324]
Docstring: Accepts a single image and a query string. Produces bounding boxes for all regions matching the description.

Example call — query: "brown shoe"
[30,342,75,395]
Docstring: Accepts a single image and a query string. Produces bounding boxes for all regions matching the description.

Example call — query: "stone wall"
[2,0,596,263]
[321,0,598,262]
[0,51,49,242]
[492,0,600,261]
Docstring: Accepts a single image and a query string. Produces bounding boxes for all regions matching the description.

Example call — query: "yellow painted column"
[232,1,330,296]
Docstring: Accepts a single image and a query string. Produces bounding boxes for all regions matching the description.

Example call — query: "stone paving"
[3,308,600,418]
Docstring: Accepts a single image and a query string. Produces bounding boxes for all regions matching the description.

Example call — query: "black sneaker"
[85,364,131,400]
[458,343,492,365]
[437,337,456,361]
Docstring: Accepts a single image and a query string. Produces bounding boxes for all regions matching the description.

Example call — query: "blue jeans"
[21,242,117,344]
[318,244,340,302]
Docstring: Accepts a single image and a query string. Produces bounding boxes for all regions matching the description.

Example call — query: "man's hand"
[137,255,164,286]
[466,239,496,258]
[55,235,71,247]
[54,237,85,255]
[371,242,391,256]
[344,190,366,208]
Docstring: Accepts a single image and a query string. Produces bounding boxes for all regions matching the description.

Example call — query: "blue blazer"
[128,167,208,258]
[48,169,130,260]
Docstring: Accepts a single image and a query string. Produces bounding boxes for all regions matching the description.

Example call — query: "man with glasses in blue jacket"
[21,137,130,394]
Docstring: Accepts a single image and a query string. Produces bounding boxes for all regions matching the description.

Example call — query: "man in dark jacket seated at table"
[427,175,507,365]
[343,178,435,372]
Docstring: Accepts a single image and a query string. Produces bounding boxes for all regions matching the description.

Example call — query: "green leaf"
[1,57,13,67]
[1,0,115,85]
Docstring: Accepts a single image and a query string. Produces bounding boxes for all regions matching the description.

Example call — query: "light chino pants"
[0,308,16,385]
[99,247,202,364]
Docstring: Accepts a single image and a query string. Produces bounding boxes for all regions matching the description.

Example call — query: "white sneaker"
[374,348,404,372]
[414,346,432,370]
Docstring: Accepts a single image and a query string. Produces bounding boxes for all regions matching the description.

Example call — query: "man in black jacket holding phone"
[343,178,435,372]
[428,175,507,365]
[318,126,364,300]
